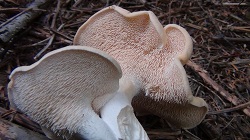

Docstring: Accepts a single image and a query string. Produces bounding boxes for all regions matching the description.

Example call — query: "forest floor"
[0,0,249,139]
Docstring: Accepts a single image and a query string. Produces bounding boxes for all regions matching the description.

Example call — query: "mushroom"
[74,5,208,129]
[8,45,148,139]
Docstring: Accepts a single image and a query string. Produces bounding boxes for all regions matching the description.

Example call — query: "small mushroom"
[74,5,208,129]
[8,46,148,139]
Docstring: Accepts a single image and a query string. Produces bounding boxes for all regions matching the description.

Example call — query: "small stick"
[29,27,72,44]
[168,0,173,23]
[0,0,53,43]
[228,26,250,33]
[0,8,47,12]
[208,101,250,115]
[147,130,181,136]
[222,116,235,130]
[27,37,51,47]
[0,107,43,134]
[183,129,202,140]
[187,75,227,106]
[34,34,55,60]
[222,2,247,6]
[34,1,62,60]
[186,60,250,117]
[50,27,73,41]
[72,0,84,8]
[212,36,250,42]
[51,0,61,29]
[212,59,250,65]
[147,130,181,139]
[229,14,245,22]
[185,23,209,32]
[0,118,48,140]
[0,8,32,28]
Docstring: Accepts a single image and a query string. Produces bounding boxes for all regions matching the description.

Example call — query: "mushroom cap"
[74,6,208,128]
[74,5,192,103]
[8,45,122,136]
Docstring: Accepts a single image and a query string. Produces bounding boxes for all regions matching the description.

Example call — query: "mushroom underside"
[132,94,208,129]
[8,46,122,139]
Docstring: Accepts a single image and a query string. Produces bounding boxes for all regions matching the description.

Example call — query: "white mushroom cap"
[74,5,208,129]
[8,45,122,139]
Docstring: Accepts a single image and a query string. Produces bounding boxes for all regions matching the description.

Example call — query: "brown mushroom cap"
[74,5,208,129]
[8,46,122,137]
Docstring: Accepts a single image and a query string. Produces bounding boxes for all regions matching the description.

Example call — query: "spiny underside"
[132,95,207,129]
[75,7,190,103]
[8,49,120,135]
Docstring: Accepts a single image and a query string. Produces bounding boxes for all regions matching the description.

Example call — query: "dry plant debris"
[0,0,249,139]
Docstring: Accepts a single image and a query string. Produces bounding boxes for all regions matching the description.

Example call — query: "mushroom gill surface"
[74,5,208,129]
[8,46,122,139]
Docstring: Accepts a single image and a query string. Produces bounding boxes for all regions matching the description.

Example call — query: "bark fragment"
[0,118,49,140]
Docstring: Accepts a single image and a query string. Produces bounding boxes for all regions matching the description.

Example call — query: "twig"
[222,116,235,130]
[1,109,16,118]
[0,118,48,140]
[183,129,202,140]
[208,101,250,115]
[0,8,32,28]
[0,7,47,12]
[187,61,240,104]
[229,14,246,22]
[185,23,209,32]
[212,36,250,42]
[72,0,84,8]
[0,0,53,43]
[50,27,73,41]
[228,26,250,33]
[212,59,250,66]
[34,0,62,60]
[27,37,51,47]
[147,129,181,139]
[51,0,61,29]
[222,2,248,6]
[0,107,43,134]
[186,60,250,117]
[200,120,221,138]
[168,0,173,23]
[29,28,72,44]
[187,75,227,106]
[34,34,55,60]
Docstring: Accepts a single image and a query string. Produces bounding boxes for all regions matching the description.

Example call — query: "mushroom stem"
[40,112,117,140]
[101,78,149,140]
[77,110,117,140]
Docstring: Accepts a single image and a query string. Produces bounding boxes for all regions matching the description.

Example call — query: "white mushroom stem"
[40,109,117,140]
[101,78,149,140]
[76,110,117,140]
